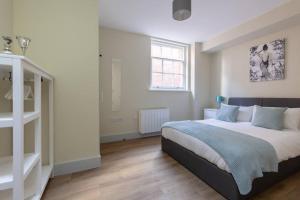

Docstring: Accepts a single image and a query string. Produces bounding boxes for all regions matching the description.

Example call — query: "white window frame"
[150,38,189,92]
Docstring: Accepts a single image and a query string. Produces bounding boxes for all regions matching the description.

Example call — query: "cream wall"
[210,24,300,106]
[0,79,12,157]
[0,0,12,37]
[191,43,211,119]
[13,0,100,164]
[0,0,13,157]
[99,28,193,137]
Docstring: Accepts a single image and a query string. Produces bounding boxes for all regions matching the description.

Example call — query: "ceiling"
[99,0,289,43]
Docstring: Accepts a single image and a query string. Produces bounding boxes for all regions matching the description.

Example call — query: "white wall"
[203,0,300,51]
[99,28,194,137]
[210,24,300,106]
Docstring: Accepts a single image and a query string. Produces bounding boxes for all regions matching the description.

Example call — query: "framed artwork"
[250,39,285,82]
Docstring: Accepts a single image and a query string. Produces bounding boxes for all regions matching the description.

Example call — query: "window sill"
[149,88,191,92]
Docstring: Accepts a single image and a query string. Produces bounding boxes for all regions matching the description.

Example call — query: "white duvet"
[162,119,300,172]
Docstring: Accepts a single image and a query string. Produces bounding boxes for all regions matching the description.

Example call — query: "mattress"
[162,119,300,172]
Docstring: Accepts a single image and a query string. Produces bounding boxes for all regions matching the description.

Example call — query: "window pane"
[161,46,184,60]
[151,39,187,90]
[172,48,184,60]
[152,73,163,87]
[151,45,161,57]
[173,61,184,74]
[162,60,184,74]
[162,46,173,59]
[163,60,174,74]
[174,75,184,88]
[162,74,174,88]
[152,58,162,73]
[162,74,184,88]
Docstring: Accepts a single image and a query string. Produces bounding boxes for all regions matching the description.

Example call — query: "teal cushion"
[251,106,287,130]
[216,103,239,122]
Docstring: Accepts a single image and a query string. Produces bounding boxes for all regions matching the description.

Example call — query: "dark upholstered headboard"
[228,98,300,108]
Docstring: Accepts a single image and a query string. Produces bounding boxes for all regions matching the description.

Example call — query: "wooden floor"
[43,136,300,200]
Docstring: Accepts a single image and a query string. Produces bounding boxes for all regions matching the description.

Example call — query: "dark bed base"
[162,137,300,200]
[161,97,300,200]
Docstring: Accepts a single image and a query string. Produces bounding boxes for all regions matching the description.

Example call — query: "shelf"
[23,165,52,200]
[0,54,54,200]
[24,112,40,125]
[0,153,40,190]
[0,112,40,128]
[41,165,52,196]
[0,165,52,200]
[0,53,54,81]
[26,195,39,200]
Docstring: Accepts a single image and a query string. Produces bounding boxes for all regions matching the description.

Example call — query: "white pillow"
[283,108,300,131]
[237,106,253,122]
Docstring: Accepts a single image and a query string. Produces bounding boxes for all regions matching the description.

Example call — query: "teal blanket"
[162,121,278,195]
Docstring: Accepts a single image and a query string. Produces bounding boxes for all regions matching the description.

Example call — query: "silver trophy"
[16,36,31,56]
[2,36,13,54]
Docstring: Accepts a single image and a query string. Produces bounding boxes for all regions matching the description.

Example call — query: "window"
[150,39,188,91]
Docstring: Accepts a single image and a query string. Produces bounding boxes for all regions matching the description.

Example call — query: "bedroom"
[0,0,300,199]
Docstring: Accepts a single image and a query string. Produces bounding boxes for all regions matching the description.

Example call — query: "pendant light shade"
[173,0,191,21]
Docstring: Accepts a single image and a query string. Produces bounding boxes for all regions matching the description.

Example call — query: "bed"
[161,98,300,200]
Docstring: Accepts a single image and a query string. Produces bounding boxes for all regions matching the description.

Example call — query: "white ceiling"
[99,0,289,43]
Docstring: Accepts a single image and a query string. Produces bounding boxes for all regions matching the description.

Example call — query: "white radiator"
[139,108,170,134]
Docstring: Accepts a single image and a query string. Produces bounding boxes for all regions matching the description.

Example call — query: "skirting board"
[100,132,161,144]
[53,155,101,176]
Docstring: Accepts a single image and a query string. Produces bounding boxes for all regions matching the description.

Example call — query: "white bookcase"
[0,54,54,200]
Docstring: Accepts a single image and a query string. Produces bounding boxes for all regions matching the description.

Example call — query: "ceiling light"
[173,0,191,21]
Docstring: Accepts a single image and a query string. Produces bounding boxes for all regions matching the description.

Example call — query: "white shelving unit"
[0,54,54,200]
